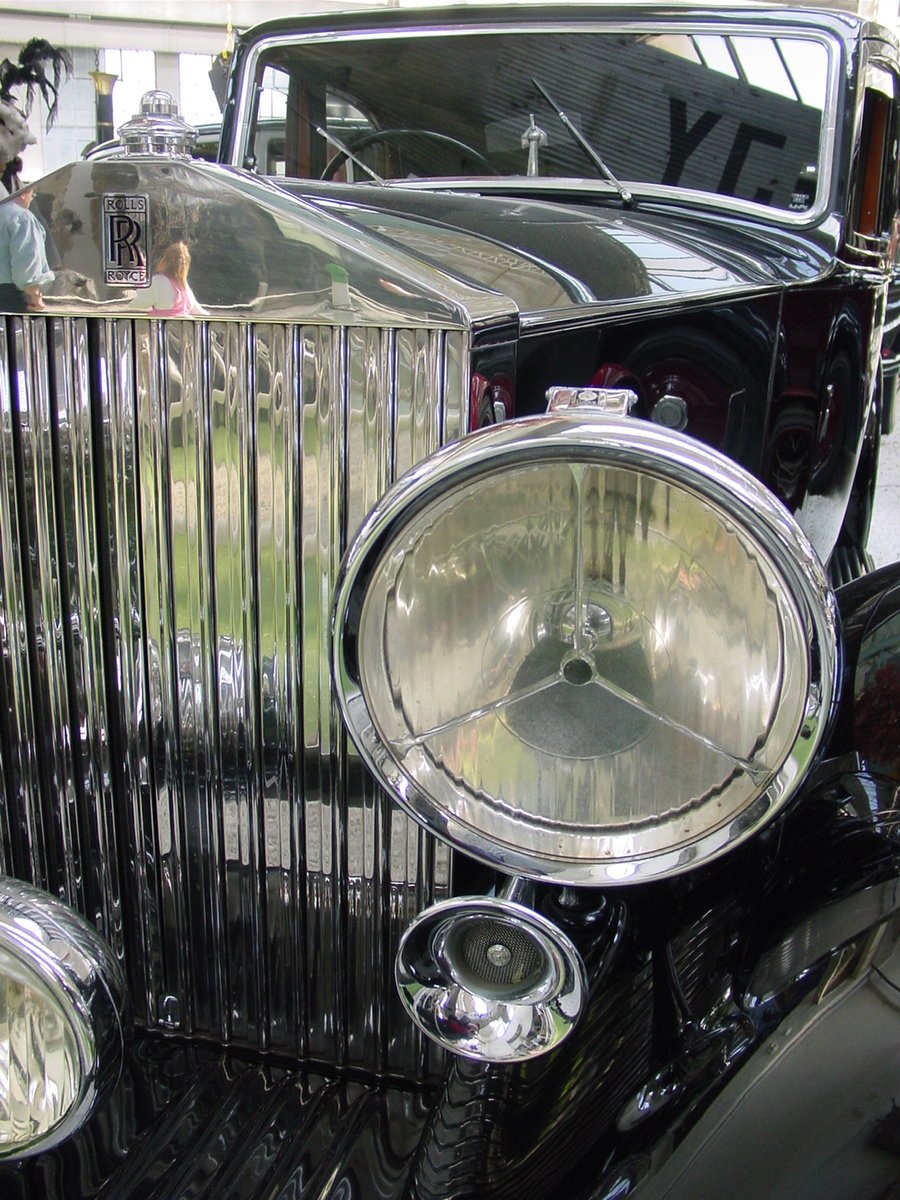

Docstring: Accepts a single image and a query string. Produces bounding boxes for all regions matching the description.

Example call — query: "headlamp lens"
[0,948,86,1149]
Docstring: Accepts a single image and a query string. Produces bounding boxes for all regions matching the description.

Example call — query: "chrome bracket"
[545,386,639,415]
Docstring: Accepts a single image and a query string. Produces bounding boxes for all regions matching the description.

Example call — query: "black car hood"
[285,181,835,324]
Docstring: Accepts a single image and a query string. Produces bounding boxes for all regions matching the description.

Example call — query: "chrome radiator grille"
[0,314,464,1079]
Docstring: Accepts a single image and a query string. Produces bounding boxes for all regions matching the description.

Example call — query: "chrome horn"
[395,878,587,1062]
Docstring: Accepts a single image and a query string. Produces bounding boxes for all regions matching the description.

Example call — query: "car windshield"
[244,24,833,214]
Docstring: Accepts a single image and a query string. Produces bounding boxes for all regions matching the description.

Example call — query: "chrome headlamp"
[0,877,128,1158]
[333,414,839,885]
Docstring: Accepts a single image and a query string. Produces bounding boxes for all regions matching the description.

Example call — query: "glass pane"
[247,27,831,211]
[103,48,156,132]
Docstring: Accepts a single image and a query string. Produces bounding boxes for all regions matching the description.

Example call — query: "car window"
[244,26,833,213]
[852,64,900,253]
[249,63,373,178]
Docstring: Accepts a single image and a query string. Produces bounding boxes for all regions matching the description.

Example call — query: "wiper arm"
[314,125,385,185]
[532,78,633,206]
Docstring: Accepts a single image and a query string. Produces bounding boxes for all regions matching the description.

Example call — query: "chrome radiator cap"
[117,90,198,158]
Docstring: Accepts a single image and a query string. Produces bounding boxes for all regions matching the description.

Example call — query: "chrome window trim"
[233,17,843,228]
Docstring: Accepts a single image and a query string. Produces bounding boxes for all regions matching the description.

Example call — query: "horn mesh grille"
[452,918,546,991]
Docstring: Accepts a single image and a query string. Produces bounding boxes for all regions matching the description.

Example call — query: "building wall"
[1,43,218,182]
[0,44,94,181]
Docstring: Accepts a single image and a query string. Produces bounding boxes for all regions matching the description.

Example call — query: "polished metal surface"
[7,157,516,327]
[117,90,198,158]
[0,310,462,1076]
[395,895,587,1061]
[546,386,638,414]
[5,1036,433,1198]
[334,412,840,885]
[0,876,127,1158]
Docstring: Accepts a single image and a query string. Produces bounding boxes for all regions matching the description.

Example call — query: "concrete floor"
[870,422,900,569]
[637,926,900,1200]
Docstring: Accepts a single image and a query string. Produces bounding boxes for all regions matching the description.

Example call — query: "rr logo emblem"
[103,195,150,286]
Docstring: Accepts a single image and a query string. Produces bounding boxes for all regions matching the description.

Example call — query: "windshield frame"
[229,15,844,227]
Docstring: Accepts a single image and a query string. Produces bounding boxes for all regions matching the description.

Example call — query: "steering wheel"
[321,127,499,180]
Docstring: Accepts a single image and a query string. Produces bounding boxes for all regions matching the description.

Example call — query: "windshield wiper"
[314,124,385,185]
[532,78,633,206]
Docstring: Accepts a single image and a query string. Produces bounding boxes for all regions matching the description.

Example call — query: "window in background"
[102,49,156,131]
[25,47,96,174]
[179,53,223,126]
[258,66,289,120]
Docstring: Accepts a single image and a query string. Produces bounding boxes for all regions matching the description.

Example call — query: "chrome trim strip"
[301,323,347,1064]
[344,325,395,1071]
[50,318,123,950]
[0,313,459,1076]
[97,316,164,1018]
[251,321,303,1053]
[0,321,43,883]
[13,319,77,898]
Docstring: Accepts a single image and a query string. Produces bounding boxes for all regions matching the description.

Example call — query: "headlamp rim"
[332,413,840,886]
[0,877,128,1159]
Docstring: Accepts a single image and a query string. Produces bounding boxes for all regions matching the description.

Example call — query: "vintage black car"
[1,6,900,1199]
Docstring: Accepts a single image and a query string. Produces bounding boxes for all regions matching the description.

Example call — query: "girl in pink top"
[145,242,205,316]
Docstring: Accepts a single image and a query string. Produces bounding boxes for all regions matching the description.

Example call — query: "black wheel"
[321,128,498,180]
[622,324,766,463]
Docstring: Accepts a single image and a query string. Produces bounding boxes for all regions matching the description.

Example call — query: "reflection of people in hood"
[0,186,54,311]
[143,242,206,316]
[0,40,72,193]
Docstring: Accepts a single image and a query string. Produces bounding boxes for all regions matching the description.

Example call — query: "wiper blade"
[532,78,633,206]
[314,125,385,185]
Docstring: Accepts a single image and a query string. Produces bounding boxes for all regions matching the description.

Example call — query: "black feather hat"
[0,39,73,193]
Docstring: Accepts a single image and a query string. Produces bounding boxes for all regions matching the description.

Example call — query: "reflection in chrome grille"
[0,315,462,1078]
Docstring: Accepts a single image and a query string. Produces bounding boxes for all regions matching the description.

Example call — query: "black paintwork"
[283,179,880,560]
[4,7,900,1197]
[288,182,836,307]
[219,9,900,1192]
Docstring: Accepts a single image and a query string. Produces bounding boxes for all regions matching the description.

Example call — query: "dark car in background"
[2,7,900,1199]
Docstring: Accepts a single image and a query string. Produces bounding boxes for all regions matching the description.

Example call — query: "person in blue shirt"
[0,186,54,312]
